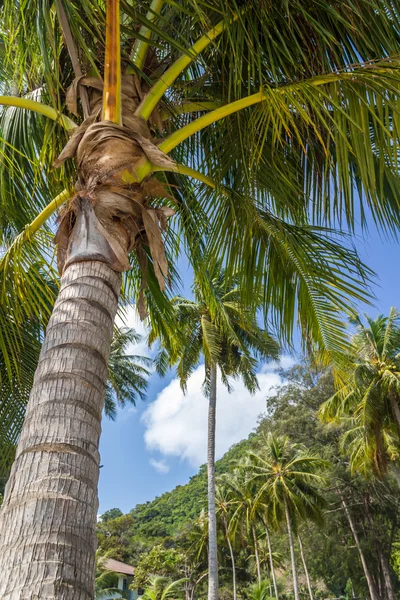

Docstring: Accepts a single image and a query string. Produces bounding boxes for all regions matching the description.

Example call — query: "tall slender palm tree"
[1,1,400,597]
[248,435,327,600]
[319,308,400,479]
[215,485,238,600]
[150,266,279,600]
[220,463,266,586]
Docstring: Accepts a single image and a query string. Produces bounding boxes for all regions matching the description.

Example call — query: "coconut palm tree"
[220,463,266,586]
[215,485,238,600]
[150,265,279,600]
[319,308,400,479]
[248,435,327,600]
[1,1,400,597]
[139,576,187,600]
[105,326,152,419]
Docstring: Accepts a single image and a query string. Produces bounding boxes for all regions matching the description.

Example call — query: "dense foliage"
[98,363,400,599]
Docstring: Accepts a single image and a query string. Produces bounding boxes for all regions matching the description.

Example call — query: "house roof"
[104,558,135,576]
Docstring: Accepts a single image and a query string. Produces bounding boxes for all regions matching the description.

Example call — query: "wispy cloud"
[149,458,170,474]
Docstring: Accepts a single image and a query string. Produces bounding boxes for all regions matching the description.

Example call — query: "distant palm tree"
[248,435,327,600]
[95,551,126,600]
[319,308,400,479]
[151,266,279,600]
[139,576,187,600]
[220,463,266,586]
[105,327,152,419]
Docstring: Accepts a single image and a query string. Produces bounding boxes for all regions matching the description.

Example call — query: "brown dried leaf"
[141,209,168,289]
[53,115,97,167]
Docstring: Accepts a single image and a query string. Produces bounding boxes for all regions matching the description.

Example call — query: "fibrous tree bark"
[0,261,120,599]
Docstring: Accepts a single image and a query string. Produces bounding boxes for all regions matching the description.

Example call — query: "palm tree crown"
[2,0,400,388]
[319,308,400,477]
[248,434,327,530]
[151,266,280,391]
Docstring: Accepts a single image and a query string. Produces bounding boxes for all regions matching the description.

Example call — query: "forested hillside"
[97,364,400,599]
[131,437,253,540]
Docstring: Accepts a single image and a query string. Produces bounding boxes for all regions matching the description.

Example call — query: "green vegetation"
[98,361,400,599]
[150,265,279,599]
[1,0,400,596]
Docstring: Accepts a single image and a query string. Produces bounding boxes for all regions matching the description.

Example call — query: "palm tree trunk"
[364,492,396,600]
[0,261,120,599]
[252,525,262,584]
[207,362,219,600]
[264,521,279,600]
[341,497,380,600]
[224,521,237,600]
[380,554,396,600]
[297,534,313,600]
[389,393,400,433]
[284,497,300,600]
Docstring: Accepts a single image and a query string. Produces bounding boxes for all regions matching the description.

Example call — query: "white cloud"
[115,305,154,360]
[149,458,170,474]
[142,361,289,468]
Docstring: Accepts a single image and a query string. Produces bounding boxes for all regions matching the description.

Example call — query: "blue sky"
[98,225,400,515]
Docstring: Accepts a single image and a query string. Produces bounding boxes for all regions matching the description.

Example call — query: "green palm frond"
[150,262,279,394]
[319,308,400,478]
[106,327,152,419]
[2,0,400,481]
[247,434,328,531]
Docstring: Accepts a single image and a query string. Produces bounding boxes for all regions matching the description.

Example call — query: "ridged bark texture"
[284,497,300,600]
[207,363,219,600]
[0,261,121,600]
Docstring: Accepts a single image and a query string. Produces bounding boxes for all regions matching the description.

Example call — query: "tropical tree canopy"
[150,265,280,392]
[319,308,400,478]
[2,0,400,397]
[248,434,327,531]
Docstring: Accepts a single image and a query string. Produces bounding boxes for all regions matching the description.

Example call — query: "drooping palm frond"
[1,0,400,470]
[247,434,328,532]
[150,262,280,394]
[139,575,187,600]
[105,326,152,419]
[319,308,400,478]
